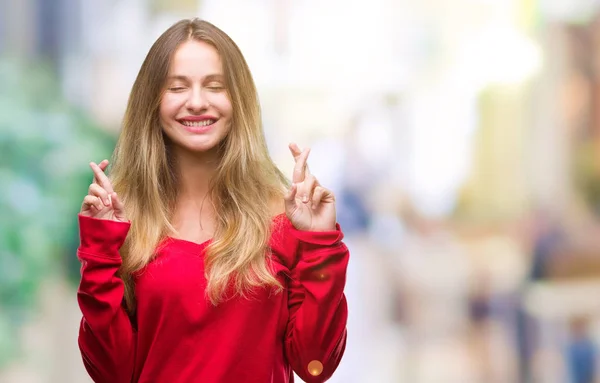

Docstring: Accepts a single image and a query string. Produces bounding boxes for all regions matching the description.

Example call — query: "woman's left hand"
[284,143,337,232]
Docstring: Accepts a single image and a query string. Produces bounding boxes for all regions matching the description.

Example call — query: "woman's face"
[160,40,233,154]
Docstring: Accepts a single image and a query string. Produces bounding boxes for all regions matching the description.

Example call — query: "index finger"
[289,143,303,159]
[292,147,310,183]
[90,161,114,193]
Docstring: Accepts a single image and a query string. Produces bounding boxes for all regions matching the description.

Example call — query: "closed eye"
[168,87,187,92]
[205,82,225,91]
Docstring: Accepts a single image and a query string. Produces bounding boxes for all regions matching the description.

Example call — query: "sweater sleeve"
[77,214,136,383]
[278,220,349,383]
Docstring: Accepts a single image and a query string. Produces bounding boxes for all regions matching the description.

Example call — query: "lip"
[178,115,217,122]
[177,115,218,134]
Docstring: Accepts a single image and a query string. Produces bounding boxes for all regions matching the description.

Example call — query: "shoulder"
[268,196,290,243]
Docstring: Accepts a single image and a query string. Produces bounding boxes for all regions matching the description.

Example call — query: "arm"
[284,224,349,383]
[77,214,135,383]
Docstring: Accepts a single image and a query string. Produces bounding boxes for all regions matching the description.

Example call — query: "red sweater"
[77,213,348,383]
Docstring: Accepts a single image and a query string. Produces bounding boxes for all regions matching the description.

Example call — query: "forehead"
[169,40,222,76]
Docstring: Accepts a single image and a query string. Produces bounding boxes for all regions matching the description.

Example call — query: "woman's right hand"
[80,160,128,222]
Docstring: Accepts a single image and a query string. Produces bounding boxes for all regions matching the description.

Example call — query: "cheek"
[209,93,233,117]
[160,95,184,119]
[158,103,168,121]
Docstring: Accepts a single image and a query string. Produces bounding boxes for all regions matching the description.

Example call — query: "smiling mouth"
[178,119,217,127]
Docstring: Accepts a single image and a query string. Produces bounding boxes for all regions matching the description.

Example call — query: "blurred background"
[3,0,600,382]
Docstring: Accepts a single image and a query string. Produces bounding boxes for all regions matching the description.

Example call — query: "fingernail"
[302,195,309,203]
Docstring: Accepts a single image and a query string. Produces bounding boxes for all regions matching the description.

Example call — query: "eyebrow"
[166,74,224,82]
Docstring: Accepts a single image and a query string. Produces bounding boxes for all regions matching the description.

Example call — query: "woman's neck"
[174,147,219,201]
[171,147,219,239]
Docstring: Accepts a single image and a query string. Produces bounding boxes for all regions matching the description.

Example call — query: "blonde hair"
[110,19,288,312]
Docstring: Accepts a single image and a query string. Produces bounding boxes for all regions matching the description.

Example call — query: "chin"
[180,138,222,154]
[164,127,227,155]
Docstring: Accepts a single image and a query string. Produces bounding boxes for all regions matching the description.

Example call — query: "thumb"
[284,183,298,213]
[111,192,126,218]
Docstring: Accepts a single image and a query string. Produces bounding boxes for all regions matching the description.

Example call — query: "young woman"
[76,18,349,383]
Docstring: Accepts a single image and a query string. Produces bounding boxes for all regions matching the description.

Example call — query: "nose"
[185,86,209,111]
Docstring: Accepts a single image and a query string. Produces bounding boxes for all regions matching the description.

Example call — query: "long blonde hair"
[110,19,288,312]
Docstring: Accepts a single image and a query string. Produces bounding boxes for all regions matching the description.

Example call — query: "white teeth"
[181,119,215,127]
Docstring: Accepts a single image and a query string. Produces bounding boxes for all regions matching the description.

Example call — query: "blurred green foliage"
[0,58,116,366]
